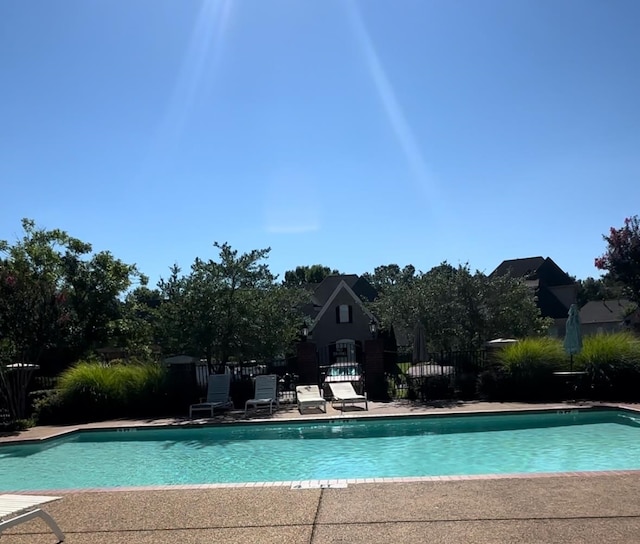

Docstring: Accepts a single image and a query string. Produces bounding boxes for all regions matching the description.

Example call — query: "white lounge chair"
[296,385,327,414]
[245,374,279,415]
[329,382,368,411]
[189,373,233,418]
[0,494,65,542]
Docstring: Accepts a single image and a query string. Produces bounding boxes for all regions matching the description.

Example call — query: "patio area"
[4,473,640,543]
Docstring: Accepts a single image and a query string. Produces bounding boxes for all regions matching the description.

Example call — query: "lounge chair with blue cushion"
[329,382,368,411]
[245,374,279,415]
[189,373,233,418]
[0,494,65,542]
[296,385,327,414]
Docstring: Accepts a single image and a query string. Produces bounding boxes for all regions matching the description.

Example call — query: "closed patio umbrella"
[563,304,583,372]
[412,322,427,363]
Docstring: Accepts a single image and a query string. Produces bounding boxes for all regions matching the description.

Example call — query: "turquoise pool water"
[2,409,640,491]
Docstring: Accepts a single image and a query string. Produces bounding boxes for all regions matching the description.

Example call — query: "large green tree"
[369,262,548,351]
[0,219,144,368]
[63,250,146,357]
[595,215,640,303]
[576,276,625,307]
[158,243,306,368]
[282,264,339,287]
[362,264,416,292]
[115,285,163,355]
[0,219,143,417]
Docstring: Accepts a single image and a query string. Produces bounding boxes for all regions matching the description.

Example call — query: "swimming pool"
[2,409,640,491]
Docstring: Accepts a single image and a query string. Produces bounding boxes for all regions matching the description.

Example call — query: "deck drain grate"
[291,482,348,490]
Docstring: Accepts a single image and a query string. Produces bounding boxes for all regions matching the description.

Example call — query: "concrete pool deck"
[3,400,640,543]
[6,472,640,543]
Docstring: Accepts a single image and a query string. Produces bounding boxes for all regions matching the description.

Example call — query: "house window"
[336,304,352,323]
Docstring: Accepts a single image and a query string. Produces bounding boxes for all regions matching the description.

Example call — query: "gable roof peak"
[491,257,541,278]
[312,274,365,304]
[309,278,376,331]
[491,256,572,282]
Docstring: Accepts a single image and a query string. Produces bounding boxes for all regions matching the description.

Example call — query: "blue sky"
[1,0,639,285]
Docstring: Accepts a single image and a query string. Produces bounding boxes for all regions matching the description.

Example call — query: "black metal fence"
[317,342,366,397]
[30,374,58,391]
[385,350,488,401]
[317,341,364,366]
[12,348,490,422]
[194,358,301,406]
[194,348,489,406]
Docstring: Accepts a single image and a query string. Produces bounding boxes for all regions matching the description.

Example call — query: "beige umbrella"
[406,362,454,377]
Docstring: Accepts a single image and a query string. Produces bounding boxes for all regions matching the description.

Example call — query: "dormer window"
[336,304,353,324]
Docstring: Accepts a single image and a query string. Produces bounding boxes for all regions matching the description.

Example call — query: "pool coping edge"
[3,402,637,447]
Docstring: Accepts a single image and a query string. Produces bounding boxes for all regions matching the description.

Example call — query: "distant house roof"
[310,274,376,306]
[537,286,574,319]
[309,278,378,332]
[304,274,378,321]
[311,275,360,307]
[579,299,636,325]
[491,257,546,279]
[491,256,576,319]
[351,276,378,303]
[491,256,573,286]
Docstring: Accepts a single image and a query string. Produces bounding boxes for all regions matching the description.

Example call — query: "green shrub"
[497,337,565,372]
[36,362,170,424]
[453,372,479,400]
[422,375,454,400]
[0,418,34,432]
[574,332,640,369]
[575,332,640,400]
[31,390,72,425]
[386,373,409,399]
[407,375,454,402]
[476,367,513,401]
[492,338,565,400]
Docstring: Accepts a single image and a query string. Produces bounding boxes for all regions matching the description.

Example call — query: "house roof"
[491,256,574,287]
[536,286,573,319]
[309,274,377,307]
[351,276,378,303]
[491,256,576,318]
[491,257,546,279]
[579,299,635,325]
[309,277,378,331]
[310,274,360,307]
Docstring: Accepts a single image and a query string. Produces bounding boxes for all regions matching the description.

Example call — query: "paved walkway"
[5,474,640,543]
[3,400,640,543]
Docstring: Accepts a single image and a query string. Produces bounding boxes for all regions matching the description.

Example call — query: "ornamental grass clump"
[575,332,640,400]
[497,337,565,373]
[494,337,565,400]
[53,361,168,422]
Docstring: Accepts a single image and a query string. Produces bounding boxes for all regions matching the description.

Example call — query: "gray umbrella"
[412,321,428,363]
[563,303,583,372]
